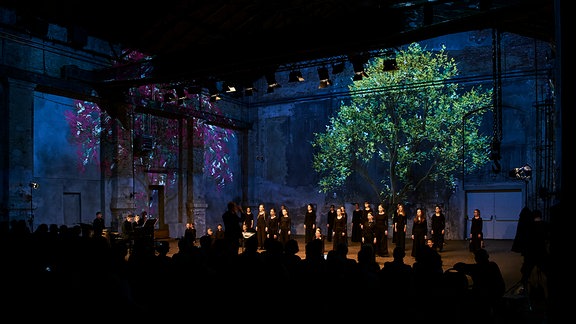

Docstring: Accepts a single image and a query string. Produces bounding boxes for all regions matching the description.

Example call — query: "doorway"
[466,189,522,239]
[149,185,168,238]
[63,192,81,226]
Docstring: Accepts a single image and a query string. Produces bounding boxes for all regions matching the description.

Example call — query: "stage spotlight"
[208,82,221,102]
[317,67,332,89]
[318,80,332,89]
[288,70,305,82]
[266,72,281,93]
[29,182,39,189]
[508,164,532,180]
[353,71,368,81]
[223,82,237,93]
[172,86,188,104]
[244,83,257,96]
[351,56,369,81]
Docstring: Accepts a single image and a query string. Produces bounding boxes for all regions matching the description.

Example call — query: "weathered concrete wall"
[0,7,553,241]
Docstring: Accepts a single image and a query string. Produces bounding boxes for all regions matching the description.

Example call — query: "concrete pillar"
[5,79,35,228]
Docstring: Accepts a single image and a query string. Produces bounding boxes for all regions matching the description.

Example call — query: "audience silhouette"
[454,248,506,323]
[1,218,547,321]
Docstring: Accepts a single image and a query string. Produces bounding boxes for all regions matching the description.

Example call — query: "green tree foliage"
[312,43,492,206]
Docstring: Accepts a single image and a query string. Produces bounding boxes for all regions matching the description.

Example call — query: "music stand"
[142,218,157,240]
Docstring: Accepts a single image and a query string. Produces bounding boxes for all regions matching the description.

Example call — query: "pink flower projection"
[64,50,235,190]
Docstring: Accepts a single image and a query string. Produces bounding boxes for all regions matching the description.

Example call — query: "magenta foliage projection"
[65,50,235,190]
[64,100,112,172]
[129,86,236,190]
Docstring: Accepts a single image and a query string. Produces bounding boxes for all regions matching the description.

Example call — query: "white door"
[466,190,523,239]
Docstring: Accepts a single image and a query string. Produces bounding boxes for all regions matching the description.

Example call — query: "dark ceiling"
[1,0,555,88]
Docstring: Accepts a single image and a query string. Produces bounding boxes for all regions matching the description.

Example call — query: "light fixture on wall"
[351,55,369,81]
[317,67,331,89]
[244,83,257,96]
[288,70,305,82]
[208,81,221,102]
[266,72,281,93]
[223,82,237,93]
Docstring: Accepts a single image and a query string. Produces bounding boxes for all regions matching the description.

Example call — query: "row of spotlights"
[200,56,398,100]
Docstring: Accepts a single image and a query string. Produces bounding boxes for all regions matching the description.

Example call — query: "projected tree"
[312,43,492,206]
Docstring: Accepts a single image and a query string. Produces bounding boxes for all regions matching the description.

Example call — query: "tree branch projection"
[64,50,236,191]
[312,43,491,205]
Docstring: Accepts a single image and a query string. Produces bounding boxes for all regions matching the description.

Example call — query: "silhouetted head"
[284,239,300,255]
[305,239,324,260]
[358,244,375,263]
[393,246,406,260]
[473,248,490,263]
[227,201,237,212]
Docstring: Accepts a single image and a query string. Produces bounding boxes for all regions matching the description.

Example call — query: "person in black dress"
[255,204,267,250]
[394,203,407,251]
[430,204,446,252]
[326,204,336,242]
[222,201,242,255]
[279,207,292,247]
[374,203,390,257]
[469,208,483,252]
[332,207,348,251]
[361,211,377,253]
[303,203,317,244]
[266,207,280,241]
[242,206,255,230]
[350,202,363,243]
[411,207,428,258]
